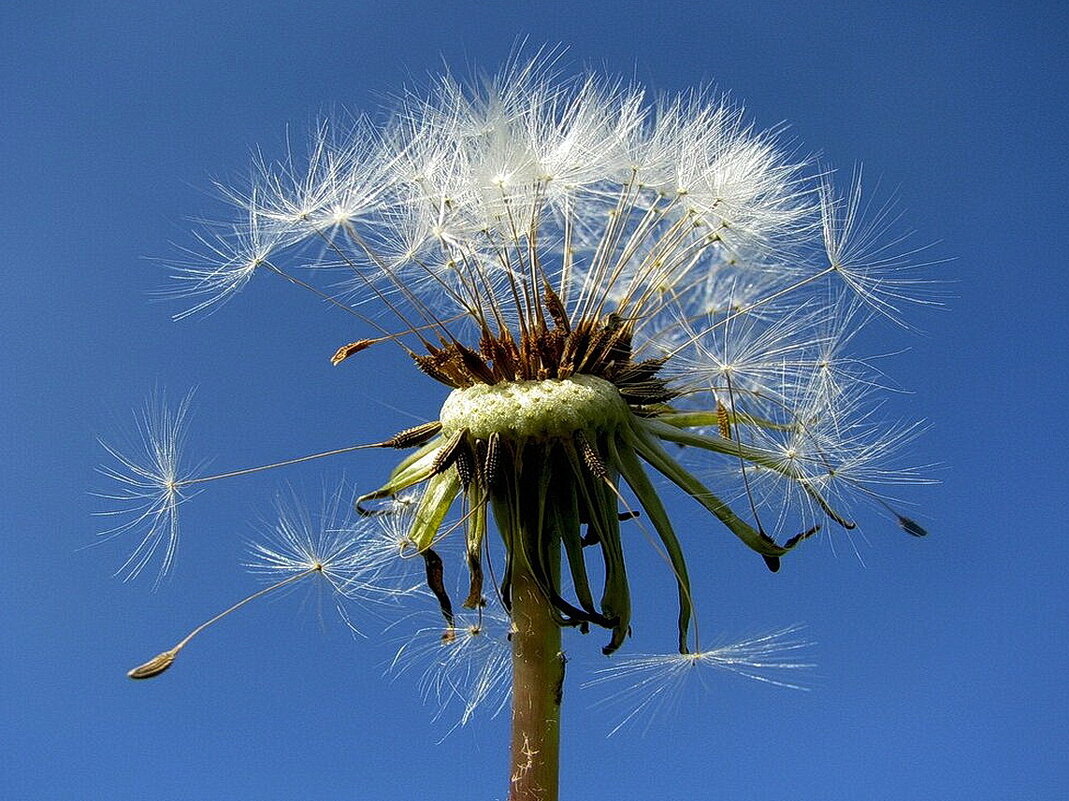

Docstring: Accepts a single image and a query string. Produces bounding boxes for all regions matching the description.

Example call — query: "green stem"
[508,548,563,801]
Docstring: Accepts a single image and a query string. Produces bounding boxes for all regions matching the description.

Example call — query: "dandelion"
[108,54,934,801]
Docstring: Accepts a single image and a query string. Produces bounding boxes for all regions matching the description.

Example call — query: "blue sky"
[2,1,1067,799]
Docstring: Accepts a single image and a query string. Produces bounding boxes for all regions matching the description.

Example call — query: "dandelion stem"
[509,544,563,801]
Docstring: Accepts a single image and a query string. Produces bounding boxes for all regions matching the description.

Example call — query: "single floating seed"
[898,515,928,537]
[128,650,177,680]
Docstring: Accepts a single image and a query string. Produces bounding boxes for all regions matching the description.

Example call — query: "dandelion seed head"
[153,53,934,668]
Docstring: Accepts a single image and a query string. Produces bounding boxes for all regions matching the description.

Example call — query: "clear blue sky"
[3,1,1066,799]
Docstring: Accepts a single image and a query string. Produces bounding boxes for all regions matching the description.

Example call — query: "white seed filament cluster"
[439,375,630,441]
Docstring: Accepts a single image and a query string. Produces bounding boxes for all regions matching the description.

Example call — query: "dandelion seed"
[584,626,814,736]
[165,203,285,319]
[130,487,400,680]
[390,605,513,728]
[245,485,413,609]
[819,168,943,322]
[96,393,397,581]
[126,564,321,679]
[127,649,177,679]
[95,390,200,584]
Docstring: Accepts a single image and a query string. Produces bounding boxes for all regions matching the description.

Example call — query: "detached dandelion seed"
[584,626,815,736]
[391,605,514,728]
[126,564,321,679]
[129,489,389,679]
[247,485,422,610]
[95,390,200,584]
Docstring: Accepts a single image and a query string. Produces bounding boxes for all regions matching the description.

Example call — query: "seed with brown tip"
[330,339,374,365]
[127,650,177,679]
